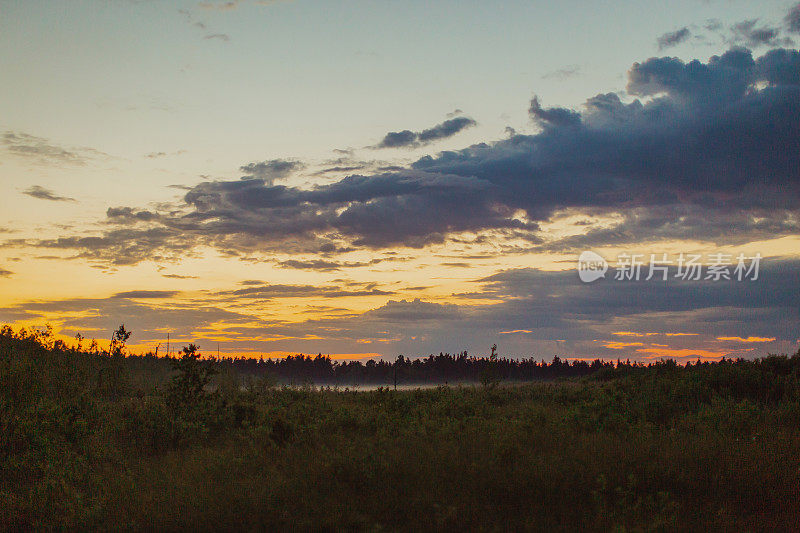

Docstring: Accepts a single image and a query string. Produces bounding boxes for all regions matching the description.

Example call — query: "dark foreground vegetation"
[3,325,800,531]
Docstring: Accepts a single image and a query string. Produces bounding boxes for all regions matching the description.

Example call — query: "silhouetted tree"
[167,344,217,413]
[109,324,132,357]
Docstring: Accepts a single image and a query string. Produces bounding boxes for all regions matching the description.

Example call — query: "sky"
[1,0,799,361]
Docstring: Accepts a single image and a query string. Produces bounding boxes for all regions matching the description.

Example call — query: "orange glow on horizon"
[603,341,645,349]
[636,347,730,360]
[204,351,384,360]
[716,336,776,343]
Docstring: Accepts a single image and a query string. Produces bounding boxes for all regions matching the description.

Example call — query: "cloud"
[1,132,104,166]
[178,7,234,42]
[541,65,582,80]
[22,186,76,203]
[240,158,303,184]
[528,95,582,128]
[0,294,255,342]
[145,150,186,159]
[788,3,800,34]
[106,207,157,222]
[276,258,383,271]
[217,282,395,300]
[2,259,796,360]
[366,298,462,321]
[199,0,290,10]
[204,33,230,41]
[374,116,477,149]
[657,27,691,50]
[313,165,369,175]
[449,259,800,354]
[376,130,417,149]
[10,47,800,265]
[698,9,797,50]
[277,259,344,271]
[0,269,12,278]
[728,19,788,48]
[716,336,776,343]
[221,258,799,358]
[199,0,243,9]
[417,117,478,143]
[112,290,181,299]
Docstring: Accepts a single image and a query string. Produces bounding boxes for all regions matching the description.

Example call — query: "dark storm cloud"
[417,117,478,143]
[366,298,462,321]
[533,202,800,253]
[11,47,800,264]
[240,159,303,184]
[106,207,157,221]
[755,47,800,85]
[528,96,581,128]
[399,257,800,357]
[375,116,477,149]
[788,2,800,34]
[413,48,799,222]
[3,260,796,360]
[475,260,800,319]
[465,259,800,344]
[625,47,757,102]
[217,258,799,358]
[166,170,521,251]
[377,130,417,149]
[22,186,76,202]
[657,27,691,50]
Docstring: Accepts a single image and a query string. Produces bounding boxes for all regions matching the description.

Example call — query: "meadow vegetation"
[2,325,800,531]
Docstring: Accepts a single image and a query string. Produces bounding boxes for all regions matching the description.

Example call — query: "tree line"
[1,323,764,386]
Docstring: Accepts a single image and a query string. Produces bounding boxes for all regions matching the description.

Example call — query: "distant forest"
[224,351,615,385]
[1,324,745,386]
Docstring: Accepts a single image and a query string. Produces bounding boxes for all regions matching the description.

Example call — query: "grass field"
[2,327,800,531]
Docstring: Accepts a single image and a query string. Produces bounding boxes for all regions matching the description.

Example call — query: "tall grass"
[2,326,799,530]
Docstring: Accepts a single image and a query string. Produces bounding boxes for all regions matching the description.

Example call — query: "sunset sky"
[1,0,798,361]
